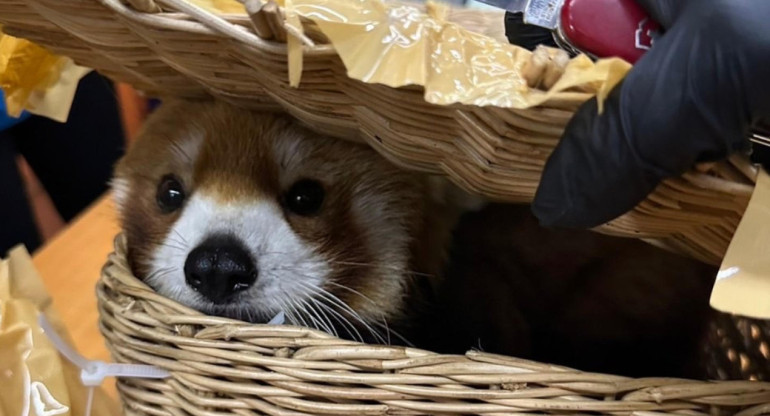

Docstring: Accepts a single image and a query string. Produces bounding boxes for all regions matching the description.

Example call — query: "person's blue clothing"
[0,90,31,131]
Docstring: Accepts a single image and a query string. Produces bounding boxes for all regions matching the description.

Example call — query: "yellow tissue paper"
[712,169,770,320]
[0,246,120,416]
[188,0,244,13]
[186,0,631,109]
[0,30,91,122]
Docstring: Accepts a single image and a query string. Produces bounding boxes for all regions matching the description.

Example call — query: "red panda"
[113,99,717,379]
[112,99,475,343]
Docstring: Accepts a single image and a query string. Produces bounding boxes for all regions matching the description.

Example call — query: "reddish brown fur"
[114,99,717,379]
[419,203,718,378]
[113,99,461,323]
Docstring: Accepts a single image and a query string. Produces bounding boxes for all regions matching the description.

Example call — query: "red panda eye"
[157,175,186,213]
[285,179,325,216]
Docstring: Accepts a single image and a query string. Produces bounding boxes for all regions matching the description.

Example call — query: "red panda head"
[112,100,476,341]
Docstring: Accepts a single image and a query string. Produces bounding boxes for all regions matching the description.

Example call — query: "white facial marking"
[110,177,130,210]
[149,193,329,321]
[170,129,204,165]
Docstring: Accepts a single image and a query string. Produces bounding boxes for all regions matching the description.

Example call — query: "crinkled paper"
[0,29,91,123]
[189,0,632,108]
[0,246,119,416]
[712,170,770,320]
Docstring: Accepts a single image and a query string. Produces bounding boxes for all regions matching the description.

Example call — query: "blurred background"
[0,74,151,255]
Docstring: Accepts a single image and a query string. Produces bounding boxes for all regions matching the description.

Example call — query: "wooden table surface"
[32,193,120,396]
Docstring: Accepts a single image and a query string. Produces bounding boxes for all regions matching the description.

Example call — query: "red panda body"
[114,100,716,379]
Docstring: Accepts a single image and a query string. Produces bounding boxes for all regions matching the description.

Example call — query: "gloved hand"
[531,0,770,228]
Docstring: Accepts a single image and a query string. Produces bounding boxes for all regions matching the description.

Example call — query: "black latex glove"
[531,0,770,228]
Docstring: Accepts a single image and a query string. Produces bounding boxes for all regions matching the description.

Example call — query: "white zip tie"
[37,314,170,416]
[38,310,285,416]
[267,310,286,325]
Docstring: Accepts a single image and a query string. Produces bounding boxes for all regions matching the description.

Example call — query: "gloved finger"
[530,84,662,229]
[532,20,750,229]
[634,0,685,28]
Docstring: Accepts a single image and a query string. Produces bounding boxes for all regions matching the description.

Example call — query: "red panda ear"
[426,176,487,213]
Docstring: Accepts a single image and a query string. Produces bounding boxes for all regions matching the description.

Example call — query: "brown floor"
[32,194,121,397]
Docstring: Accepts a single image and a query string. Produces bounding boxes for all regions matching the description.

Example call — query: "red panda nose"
[184,235,257,304]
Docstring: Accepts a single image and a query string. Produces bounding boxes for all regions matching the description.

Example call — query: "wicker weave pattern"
[97,236,770,416]
[704,313,770,382]
[0,0,760,265]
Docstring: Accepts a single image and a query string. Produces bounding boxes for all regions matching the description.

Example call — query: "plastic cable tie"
[37,314,171,387]
[268,310,286,325]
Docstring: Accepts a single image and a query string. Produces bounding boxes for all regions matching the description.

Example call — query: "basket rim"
[0,0,761,266]
[96,233,770,416]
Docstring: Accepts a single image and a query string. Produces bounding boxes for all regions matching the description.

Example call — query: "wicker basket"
[99,235,770,416]
[0,0,757,266]
[5,0,770,413]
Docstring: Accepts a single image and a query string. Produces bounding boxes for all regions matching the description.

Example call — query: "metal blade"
[474,0,528,14]
[521,0,564,30]
[471,0,563,30]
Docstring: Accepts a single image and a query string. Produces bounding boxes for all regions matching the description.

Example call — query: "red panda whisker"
[306,283,388,344]
[325,281,378,307]
[171,229,189,245]
[326,260,434,279]
[298,297,336,335]
[159,241,187,253]
[314,301,365,343]
[307,298,339,338]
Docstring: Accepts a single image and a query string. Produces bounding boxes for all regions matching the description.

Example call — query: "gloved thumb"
[634,0,685,28]
[531,82,662,229]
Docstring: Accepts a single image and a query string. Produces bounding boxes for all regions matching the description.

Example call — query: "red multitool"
[475,0,770,152]
[476,0,660,63]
